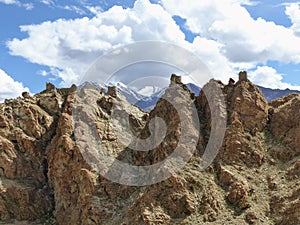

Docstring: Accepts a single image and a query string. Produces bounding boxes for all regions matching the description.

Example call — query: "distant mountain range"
[257,85,300,102]
[79,81,300,111]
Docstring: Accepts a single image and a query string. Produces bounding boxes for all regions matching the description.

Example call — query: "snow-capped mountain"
[134,83,201,111]
[78,81,300,111]
[113,82,145,103]
[137,86,162,97]
[79,81,144,103]
[78,81,102,90]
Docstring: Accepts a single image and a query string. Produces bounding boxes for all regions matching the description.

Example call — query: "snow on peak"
[137,86,162,97]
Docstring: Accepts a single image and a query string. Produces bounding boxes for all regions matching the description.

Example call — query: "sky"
[0,0,300,101]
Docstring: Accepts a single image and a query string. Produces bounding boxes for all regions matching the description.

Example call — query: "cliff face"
[0,72,299,225]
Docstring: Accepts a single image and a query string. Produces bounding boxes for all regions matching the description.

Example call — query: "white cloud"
[63,5,86,15]
[0,69,30,102]
[249,66,300,90]
[38,70,50,76]
[5,0,300,89]
[40,0,97,15]
[285,3,300,36]
[7,0,233,85]
[234,0,260,6]
[0,0,33,10]
[7,0,187,86]
[0,0,18,4]
[86,6,103,15]
[39,0,87,14]
[40,0,53,5]
[160,0,300,64]
[24,3,34,10]
[190,37,234,80]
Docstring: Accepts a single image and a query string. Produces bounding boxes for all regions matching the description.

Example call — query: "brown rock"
[287,159,300,180]
[269,94,300,161]
[228,78,235,86]
[218,166,250,210]
[107,86,117,97]
[22,92,30,99]
[239,71,248,81]
[0,73,299,225]
[38,90,63,114]
[46,82,56,91]
[200,185,222,222]
[230,75,268,132]
[245,212,258,224]
[0,115,8,128]
[0,97,55,223]
[170,74,182,84]
[226,181,250,209]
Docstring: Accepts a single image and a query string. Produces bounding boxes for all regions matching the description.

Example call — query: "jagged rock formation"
[0,72,299,224]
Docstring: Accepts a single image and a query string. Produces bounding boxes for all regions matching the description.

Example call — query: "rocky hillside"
[0,72,299,225]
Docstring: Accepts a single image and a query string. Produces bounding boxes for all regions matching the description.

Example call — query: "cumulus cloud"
[249,66,300,90]
[86,6,103,15]
[190,37,234,79]
[7,0,234,86]
[5,0,300,90]
[285,3,300,36]
[0,69,30,102]
[160,0,300,64]
[7,0,187,86]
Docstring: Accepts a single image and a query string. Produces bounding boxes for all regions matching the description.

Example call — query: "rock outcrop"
[0,73,299,224]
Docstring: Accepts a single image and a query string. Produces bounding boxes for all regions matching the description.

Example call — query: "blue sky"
[0,0,300,101]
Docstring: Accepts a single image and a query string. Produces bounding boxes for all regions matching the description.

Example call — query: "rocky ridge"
[0,71,299,224]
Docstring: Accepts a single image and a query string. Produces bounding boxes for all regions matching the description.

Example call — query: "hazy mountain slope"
[257,85,300,102]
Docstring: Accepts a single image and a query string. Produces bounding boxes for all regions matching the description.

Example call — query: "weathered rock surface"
[0,73,299,224]
[269,94,300,161]
[0,90,57,223]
